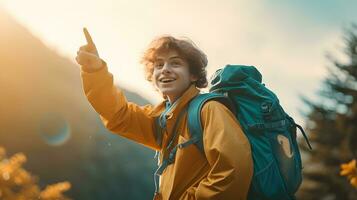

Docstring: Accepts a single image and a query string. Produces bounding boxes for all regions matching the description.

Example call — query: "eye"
[154,62,164,69]
[171,60,181,66]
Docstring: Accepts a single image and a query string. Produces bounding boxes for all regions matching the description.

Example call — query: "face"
[152,50,197,103]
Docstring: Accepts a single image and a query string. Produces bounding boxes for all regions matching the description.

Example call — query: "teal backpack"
[154,64,312,200]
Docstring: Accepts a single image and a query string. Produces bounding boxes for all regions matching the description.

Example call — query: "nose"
[161,62,171,74]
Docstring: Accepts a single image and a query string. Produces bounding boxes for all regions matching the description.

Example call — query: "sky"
[1,0,357,124]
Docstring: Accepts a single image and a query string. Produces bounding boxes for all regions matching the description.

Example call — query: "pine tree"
[297,25,357,200]
[0,146,71,200]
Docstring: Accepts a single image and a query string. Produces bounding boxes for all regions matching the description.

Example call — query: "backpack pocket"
[268,127,302,195]
[247,109,303,199]
[261,101,304,180]
[250,159,292,200]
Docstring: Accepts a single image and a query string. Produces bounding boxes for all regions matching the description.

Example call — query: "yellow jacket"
[80,64,253,200]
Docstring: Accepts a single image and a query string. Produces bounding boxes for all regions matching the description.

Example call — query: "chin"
[160,90,174,96]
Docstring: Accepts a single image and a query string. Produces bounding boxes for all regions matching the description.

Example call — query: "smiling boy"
[76,28,253,200]
[151,50,197,103]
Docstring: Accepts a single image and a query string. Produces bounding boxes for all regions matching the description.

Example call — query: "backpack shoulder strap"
[187,93,234,155]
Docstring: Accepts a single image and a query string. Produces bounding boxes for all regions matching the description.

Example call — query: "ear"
[190,74,199,82]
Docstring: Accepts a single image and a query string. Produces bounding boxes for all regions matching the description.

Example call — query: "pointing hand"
[76,28,104,72]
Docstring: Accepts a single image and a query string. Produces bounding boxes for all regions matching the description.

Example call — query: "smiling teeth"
[160,78,175,82]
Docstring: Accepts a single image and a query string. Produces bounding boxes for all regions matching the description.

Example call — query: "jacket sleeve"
[80,63,160,151]
[192,101,253,200]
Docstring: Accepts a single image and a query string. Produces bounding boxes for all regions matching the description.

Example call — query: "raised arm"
[76,28,161,150]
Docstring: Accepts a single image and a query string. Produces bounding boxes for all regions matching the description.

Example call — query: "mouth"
[159,77,176,84]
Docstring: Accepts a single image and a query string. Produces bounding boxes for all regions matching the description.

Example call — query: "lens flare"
[37,113,71,146]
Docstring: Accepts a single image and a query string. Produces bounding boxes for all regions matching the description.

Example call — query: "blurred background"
[0,0,357,199]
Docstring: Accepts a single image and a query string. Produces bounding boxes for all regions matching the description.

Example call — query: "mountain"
[0,8,157,199]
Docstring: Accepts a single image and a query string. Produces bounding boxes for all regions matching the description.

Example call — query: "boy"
[76,28,253,200]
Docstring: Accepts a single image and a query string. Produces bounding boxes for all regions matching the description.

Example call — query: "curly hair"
[140,35,208,88]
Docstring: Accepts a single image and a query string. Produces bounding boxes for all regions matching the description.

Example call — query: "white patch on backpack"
[277,134,293,158]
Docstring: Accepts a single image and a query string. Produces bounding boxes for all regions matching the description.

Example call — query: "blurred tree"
[0,146,71,200]
[297,25,357,199]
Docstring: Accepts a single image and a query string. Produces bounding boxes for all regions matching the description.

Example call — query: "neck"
[165,84,195,104]
[167,95,178,105]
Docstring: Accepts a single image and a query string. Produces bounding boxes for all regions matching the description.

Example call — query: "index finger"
[83,27,95,46]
